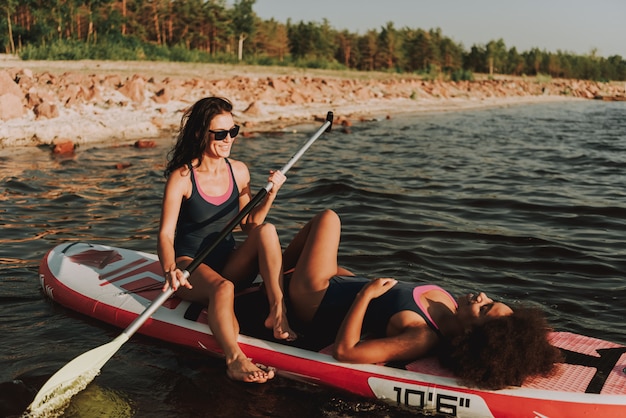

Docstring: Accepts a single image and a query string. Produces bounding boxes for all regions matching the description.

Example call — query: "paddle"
[28,111,334,414]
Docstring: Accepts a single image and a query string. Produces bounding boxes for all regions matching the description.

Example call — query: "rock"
[0,93,26,120]
[268,77,291,92]
[354,88,371,100]
[243,101,264,116]
[33,100,59,119]
[85,85,102,102]
[16,71,34,90]
[61,84,86,107]
[103,74,123,88]
[26,89,40,107]
[152,87,170,104]
[52,139,76,155]
[37,71,56,85]
[0,70,22,96]
[118,75,146,103]
[20,68,33,78]
[60,71,87,88]
[289,91,307,104]
[134,139,156,148]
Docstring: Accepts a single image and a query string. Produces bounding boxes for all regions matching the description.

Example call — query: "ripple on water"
[1,103,626,417]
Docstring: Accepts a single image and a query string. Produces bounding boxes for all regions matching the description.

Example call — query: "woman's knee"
[181,270,235,304]
[212,278,235,301]
[311,209,341,234]
[251,223,280,244]
[317,209,340,226]
[259,222,278,236]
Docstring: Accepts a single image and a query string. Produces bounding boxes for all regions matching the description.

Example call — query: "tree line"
[2,0,625,81]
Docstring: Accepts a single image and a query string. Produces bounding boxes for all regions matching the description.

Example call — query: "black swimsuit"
[295,276,456,349]
[173,160,239,272]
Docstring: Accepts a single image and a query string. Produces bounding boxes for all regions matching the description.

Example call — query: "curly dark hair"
[164,97,234,177]
[438,306,563,390]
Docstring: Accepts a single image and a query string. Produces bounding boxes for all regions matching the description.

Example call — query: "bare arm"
[231,160,285,231]
[333,278,438,364]
[157,168,192,291]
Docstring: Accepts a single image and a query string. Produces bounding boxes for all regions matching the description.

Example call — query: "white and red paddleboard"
[39,242,626,417]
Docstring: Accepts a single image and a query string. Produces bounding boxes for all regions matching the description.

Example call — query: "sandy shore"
[1,57,622,150]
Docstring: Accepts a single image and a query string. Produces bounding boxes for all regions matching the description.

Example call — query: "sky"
[251,0,626,58]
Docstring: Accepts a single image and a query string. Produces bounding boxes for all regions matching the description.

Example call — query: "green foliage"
[451,69,474,82]
[246,54,289,67]
[169,45,207,62]
[535,73,552,83]
[20,39,86,60]
[6,1,626,81]
[290,56,346,70]
[419,63,441,81]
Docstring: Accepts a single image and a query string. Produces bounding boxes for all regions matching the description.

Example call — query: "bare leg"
[176,259,274,383]
[283,210,351,323]
[222,223,296,341]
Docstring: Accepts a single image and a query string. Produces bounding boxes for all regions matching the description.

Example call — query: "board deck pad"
[39,242,626,417]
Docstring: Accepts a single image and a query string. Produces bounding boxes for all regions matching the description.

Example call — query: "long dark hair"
[438,306,563,390]
[164,97,234,177]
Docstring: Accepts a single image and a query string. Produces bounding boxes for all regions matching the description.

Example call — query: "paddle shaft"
[123,111,333,338]
[28,112,333,413]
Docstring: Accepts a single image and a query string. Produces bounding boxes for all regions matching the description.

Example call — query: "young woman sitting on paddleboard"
[282,209,562,390]
[158,96,296,383]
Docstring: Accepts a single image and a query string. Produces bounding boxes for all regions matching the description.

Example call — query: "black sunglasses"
[209,125,240,141]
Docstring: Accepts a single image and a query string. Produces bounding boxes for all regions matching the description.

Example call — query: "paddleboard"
[39,242,626,417]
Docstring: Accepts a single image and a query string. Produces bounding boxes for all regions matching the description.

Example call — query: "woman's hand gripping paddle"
[27,112,334,415]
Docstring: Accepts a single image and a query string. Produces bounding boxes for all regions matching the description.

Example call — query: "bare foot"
[265,303,297,341]
[226,356,275,383]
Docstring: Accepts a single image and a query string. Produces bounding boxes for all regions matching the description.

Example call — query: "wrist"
[355,291,372,302]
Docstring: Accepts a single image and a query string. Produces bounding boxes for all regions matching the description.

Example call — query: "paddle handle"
[123,111,333,339]
[185,111,333,276]
[264,111,334,192]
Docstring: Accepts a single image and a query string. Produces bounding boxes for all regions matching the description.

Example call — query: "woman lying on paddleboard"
[158,97,295,384]
[281,209,562,390]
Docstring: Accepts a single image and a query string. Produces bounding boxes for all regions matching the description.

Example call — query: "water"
[2,100,625,417]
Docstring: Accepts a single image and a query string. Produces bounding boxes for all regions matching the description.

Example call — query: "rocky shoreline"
[1,58,625,150]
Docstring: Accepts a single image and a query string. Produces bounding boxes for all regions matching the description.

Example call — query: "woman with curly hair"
[438,306,562,389]
[282,209,562,390]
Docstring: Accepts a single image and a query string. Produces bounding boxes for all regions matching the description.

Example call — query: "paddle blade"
[27,334,129,415]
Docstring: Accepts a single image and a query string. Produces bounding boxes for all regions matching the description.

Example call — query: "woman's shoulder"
[169,164,192,178]
[227,158,247,171]
[166,164,193,193]
[227,158,250,181]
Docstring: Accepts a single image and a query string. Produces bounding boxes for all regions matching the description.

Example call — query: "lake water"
[2,99,625,417]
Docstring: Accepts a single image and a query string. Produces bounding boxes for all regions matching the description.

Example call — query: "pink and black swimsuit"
[298,276,457,348]
[173,160,239,273]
